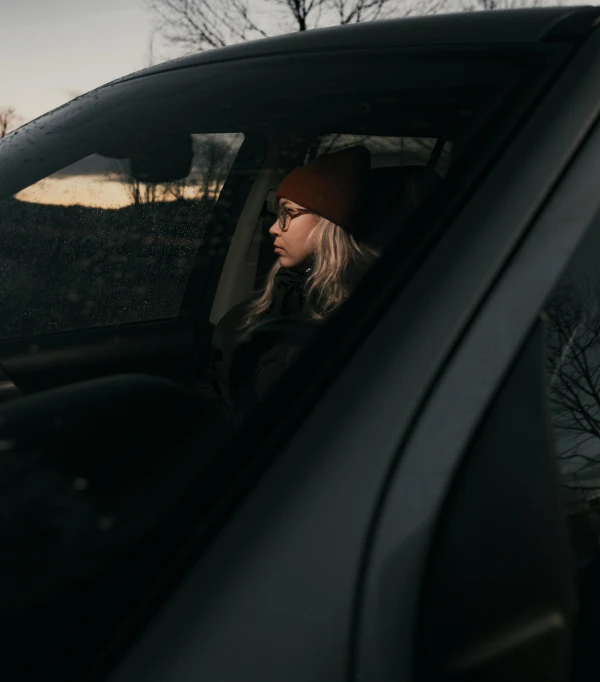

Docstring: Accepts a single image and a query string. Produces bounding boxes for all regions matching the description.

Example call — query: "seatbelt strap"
[428,137,446,173]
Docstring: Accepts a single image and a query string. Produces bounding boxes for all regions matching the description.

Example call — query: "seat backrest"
[358,165,443,247]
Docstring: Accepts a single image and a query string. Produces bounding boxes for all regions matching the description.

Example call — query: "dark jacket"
[210,267,314,423]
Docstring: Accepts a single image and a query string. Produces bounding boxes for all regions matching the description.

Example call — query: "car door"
[3,9,600,682]
[94,14,600,682]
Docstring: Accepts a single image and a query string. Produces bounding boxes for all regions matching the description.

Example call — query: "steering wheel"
[229,318,321,414]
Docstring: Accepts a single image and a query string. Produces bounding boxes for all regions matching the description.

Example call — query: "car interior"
[0,120,462,680]
[209,133,448,336]
[3,34,595,679]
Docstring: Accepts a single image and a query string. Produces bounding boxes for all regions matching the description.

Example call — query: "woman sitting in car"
[210,145,379,423]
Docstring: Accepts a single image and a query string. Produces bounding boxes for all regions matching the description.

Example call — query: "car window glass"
[204,49,556,417]
[543,228,600,567]
[251,133,452,291]
[315,134,452,176]
[0,40,567,682]
[0,133,243,338]
[540,219,600,682]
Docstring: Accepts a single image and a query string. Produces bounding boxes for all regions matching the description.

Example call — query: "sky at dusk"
[2,0,598,209]
[2,0,596,128]
[1,0,163,124]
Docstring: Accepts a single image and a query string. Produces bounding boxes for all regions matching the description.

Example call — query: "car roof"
[120,7,596,82]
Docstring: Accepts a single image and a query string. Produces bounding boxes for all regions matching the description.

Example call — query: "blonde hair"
[242,216,379,328]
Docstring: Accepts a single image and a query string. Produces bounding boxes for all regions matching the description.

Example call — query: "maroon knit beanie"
[276,145,371,233]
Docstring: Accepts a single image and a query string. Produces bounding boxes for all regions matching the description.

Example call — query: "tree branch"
[148,0,442,53]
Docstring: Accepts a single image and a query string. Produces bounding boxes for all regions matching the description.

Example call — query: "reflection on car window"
[542,225,600,681]
[0,133,243,338]
[544,242,600,567]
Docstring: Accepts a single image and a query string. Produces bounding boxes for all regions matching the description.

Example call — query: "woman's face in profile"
[269,198,318,269]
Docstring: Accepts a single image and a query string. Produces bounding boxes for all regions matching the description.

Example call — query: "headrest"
[369,165,442,212]
[356,165,443,246]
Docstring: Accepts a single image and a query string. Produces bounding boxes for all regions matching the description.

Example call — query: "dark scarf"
[268,266,310,318]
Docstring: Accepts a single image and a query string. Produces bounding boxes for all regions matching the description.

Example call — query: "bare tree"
[0,107,23,139]
[147,0,443,54]
[111,134,236,207]
[118,163,156,207]
[191,134,241,201]
[544,280,600,496]
[146,26,161,68]
[460,0,554,9]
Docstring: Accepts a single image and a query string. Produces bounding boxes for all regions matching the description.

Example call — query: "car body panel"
[101,7,597,85]
[104,20,600,682]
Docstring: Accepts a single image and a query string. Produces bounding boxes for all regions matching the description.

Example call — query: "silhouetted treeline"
[0,195,215,338]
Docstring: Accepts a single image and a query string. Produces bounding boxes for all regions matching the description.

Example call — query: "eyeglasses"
[277,204,313,232]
